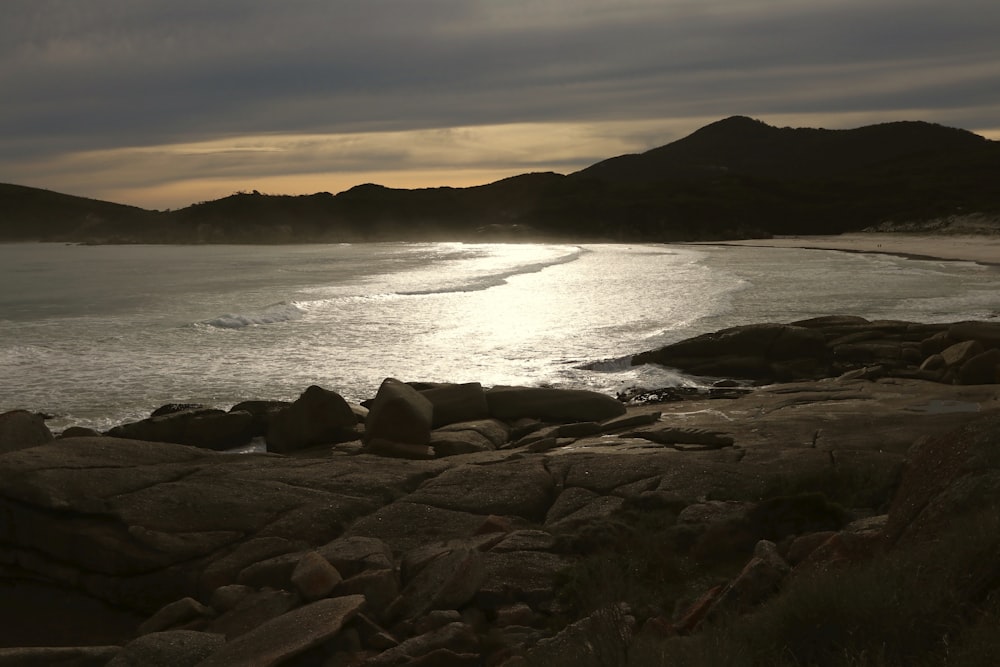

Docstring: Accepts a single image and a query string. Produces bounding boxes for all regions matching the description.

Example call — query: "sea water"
[1,242,998,432]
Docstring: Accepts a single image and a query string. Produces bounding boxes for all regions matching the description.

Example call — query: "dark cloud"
[1,0,998,202]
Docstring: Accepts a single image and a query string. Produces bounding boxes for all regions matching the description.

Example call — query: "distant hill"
[2,116,998,243]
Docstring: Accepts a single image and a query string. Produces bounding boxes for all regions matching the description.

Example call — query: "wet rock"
[364,378,434,453]
[107,408,255,451]
[420,382,490,427]
[265,385,358,453]
[0,409,53,453]
[957,348,1000,384]
[625,426,734,448]
[484,386,626,422]
[948,321,1000,348]
[940,339,985,368]
[58,426,102,439]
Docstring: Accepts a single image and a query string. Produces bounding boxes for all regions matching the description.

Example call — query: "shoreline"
[691,233,1000,267]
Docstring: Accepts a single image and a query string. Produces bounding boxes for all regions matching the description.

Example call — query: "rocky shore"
[2,316,1000,666]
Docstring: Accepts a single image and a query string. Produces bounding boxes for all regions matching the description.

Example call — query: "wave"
[195,301,306,329]
[397,246,586,296]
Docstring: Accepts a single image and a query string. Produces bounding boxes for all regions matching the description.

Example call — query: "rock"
[420,382,490,427]
[106,630,225,667]
[200,537,307,594]
[795,530,882,570]
[512,605,634,666]
[151,403,205,417]
[885,413,1000,546]
[208,585,254,613]
[106,408,255,450]
[434,418,511,447]
[957,348,1000,384]
[948,321,1000,348]
[940,339,984,368]
[138,597,214,635]
[785,531,839,566]
[0,646,120,667]
[202,589,298,640]
[484,386,626,422]
[389,548,486,620]
[317,536,395,578]
[291,550,343,601]
[920,330,956,356]
[599,411,662,432]
[364,622,479,667]
[265,385,358,453]
[631,323,830,382]
[364,437,436,459]
[0,409,53,453]
[706,540,790,617]
[334,568,399,618]
[625,426,734,449]
[57,426,102,438]
[429,429,495,456]
[364,378,434,449]
[195,595,365,667]
[477,550,570,609]
[228,400,289,436]
[405,458,555,522]
[236,551,302,590]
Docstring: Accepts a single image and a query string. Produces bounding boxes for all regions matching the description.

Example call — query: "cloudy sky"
[3,0,999,210]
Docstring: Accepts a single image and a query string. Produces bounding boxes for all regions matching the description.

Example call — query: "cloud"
[1,0,998,206]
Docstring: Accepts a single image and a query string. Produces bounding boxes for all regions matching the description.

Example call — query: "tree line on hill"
[2,116,999,244]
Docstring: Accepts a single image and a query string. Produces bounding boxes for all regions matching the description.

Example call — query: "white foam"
[196,301,306,329]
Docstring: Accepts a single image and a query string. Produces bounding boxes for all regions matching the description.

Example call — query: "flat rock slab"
[195,595,365,667]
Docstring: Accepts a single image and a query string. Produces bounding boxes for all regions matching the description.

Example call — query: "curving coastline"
[696,231,1000,267]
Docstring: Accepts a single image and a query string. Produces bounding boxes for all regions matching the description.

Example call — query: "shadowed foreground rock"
[2,321,1000,664]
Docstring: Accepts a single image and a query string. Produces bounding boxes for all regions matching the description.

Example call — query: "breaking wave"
[196,301,306,329]
[396,247,585,296]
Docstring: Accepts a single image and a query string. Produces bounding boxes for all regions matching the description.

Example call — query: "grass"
[539,486,999,667]
[635,507,1000,667]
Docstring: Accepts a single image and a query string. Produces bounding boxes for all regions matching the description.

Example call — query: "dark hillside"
[0,183,163,242]
[3,117,999,243]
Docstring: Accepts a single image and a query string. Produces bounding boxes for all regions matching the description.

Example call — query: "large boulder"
[484,386,626,422]
[265,385,358,453]
[630,323,830,383]
[948,321,1000,349]
[106,408,255,450]
[194,595,365,667]
[364,378,434,454]
[0,410,53,454]
[420,382,491,427]
[885,413,1000,546]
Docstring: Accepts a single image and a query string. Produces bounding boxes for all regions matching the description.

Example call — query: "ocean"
[2,241,998,433]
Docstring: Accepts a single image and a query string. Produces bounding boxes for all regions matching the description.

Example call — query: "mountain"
[2,117,998,243]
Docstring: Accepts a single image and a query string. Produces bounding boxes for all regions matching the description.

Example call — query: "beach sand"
[698,234,1000,266]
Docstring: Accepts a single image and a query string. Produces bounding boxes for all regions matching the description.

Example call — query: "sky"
[2,0,999,211]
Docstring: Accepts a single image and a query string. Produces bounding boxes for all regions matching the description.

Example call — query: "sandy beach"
[698,233,1000,266]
